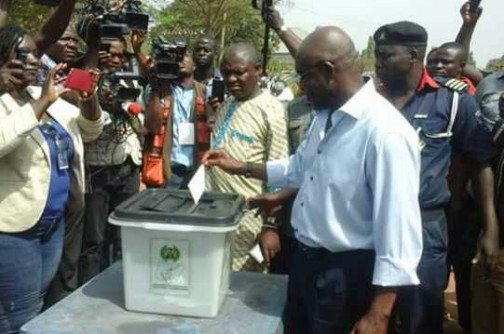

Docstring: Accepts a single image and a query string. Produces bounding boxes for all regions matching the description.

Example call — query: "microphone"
[122,102,143,116]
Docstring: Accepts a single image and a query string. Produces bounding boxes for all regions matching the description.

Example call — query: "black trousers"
[447,197,479,331]
[79,158,139,285]
[284,243,375,334]
[392,209,448,334]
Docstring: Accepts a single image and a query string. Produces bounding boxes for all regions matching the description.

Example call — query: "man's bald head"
[295,26,362,110]
[296,26,358,68]
[222,43,260,67]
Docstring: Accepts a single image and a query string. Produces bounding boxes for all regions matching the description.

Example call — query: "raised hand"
[0,59,24,93]
[460,1,483,25]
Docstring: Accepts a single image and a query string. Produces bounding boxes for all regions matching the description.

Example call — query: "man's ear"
[409,48,419,63]
[255,62,262,75]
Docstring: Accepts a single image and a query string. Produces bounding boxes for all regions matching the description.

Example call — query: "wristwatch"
[278,25,288,33]
[244,162,253,178]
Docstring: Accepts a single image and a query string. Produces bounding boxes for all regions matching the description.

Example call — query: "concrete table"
[21,262,287,334]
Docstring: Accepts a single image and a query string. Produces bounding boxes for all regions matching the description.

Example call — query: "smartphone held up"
[64,69,94,95]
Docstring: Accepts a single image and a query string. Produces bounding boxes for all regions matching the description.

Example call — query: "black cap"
[373,21,428,47]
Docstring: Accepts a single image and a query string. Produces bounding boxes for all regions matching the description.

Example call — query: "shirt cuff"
[372,256,420,287]
[266,158,290,188]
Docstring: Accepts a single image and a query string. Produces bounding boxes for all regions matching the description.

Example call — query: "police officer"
[373,21,499,334]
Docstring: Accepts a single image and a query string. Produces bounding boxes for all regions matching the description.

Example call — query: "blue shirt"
[171,84,195,168]
[399,70,497,209]
[39,119,74,220]
[267,81,423,287]
[143,84,196,168]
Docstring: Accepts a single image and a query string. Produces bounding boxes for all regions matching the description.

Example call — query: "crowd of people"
[0,0,502,334]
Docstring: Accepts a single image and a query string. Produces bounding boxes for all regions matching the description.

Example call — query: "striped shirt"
[208,91,289,271]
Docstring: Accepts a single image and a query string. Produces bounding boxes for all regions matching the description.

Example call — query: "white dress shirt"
[267,80,423,287]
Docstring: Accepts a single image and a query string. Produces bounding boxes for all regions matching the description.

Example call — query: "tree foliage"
[486,54,504,72]
[360,36,375,73]
[152,0,277,63]
[9,0,52,35]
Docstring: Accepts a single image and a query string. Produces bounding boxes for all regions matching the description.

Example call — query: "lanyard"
[40,119,71,171]
[212,99,237,149]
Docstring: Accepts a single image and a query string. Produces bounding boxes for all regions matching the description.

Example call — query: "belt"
[421,204,448,212]
[297,241,374,260]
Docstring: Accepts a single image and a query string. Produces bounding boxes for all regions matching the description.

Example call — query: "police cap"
[373,21,428,47]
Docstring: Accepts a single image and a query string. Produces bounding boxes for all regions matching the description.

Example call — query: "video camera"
[98,76,141,112]
[77,0,149,41]
[151,37,187,80]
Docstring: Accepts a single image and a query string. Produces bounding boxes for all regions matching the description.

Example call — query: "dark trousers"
[79,158,139,285]
[270,234,298,275]
[447,196,479,331]
[285,243,375,334]
[393,209,448,334]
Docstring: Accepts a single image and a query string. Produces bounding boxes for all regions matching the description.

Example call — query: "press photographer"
[142,37,209,189]
[79,24,145,283]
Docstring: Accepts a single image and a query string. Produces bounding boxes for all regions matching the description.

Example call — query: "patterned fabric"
[208,91,289,271]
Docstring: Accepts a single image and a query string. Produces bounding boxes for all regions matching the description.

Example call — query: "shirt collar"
[335,79,376,119]
[417,68,439,92]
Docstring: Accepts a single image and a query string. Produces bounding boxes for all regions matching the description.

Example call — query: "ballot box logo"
[151,239,190,295]
[160,245,180,262]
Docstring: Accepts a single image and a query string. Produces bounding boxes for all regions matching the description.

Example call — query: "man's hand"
[0,59,24,93]
[248,192,286,218]
[460,1,483,25]
[262,6,284,32]
[473,230,500,275]
[79,68,101,101]
[208,97,221,111]
[350,310,389,334]
[258,227,281,266]
[131,30,146,54]
[202,150,245,175]
[98,51,111,69]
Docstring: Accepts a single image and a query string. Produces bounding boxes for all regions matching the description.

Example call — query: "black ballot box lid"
[109,189,245,229]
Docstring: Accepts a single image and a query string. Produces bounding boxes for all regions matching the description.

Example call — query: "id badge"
[56,137,69,170]
[179,122,195,145]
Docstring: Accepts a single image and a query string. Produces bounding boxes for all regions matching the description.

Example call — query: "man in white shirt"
[203,26,423,333]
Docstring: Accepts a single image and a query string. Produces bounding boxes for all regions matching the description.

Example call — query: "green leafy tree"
[152,0,277,65]
[9,0,52,35]
[360,36,375,73]
[486,54,504,72]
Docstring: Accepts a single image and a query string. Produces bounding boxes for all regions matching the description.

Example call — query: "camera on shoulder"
[151,37,187,80]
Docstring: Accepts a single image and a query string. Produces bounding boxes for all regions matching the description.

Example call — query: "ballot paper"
[188,165,206,204]
[249,243,265,264]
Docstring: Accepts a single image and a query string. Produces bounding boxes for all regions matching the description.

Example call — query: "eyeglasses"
[298,60,336,82]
